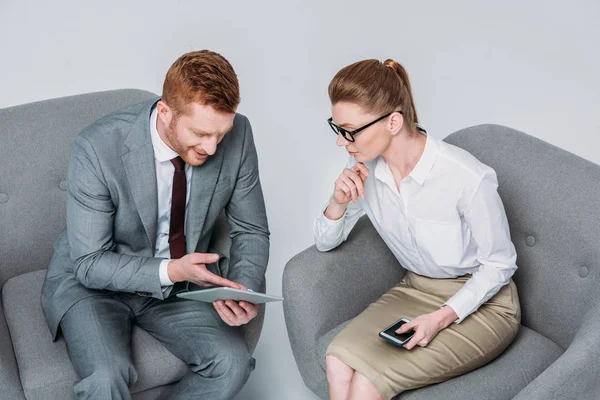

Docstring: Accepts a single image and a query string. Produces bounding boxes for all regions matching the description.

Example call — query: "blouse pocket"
[415,218,463,267]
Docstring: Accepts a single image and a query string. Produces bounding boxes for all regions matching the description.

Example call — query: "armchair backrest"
[0,90,157,288]
[445,124,600,349]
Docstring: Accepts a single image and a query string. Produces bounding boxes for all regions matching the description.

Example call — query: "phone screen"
[383,319,415,342]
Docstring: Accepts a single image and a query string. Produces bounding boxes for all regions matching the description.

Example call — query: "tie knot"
[170,156,185,171]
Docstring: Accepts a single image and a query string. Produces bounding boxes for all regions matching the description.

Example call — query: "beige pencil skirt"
[326,271,521,400]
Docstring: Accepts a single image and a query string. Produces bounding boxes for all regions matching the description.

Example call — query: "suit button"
[579,266,589,278]
[59,180,68,191]
[0,193,7,203]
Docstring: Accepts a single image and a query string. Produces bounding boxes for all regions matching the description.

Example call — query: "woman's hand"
[324,163,369,221]
[332,163,370,205]
[397,306,459,350]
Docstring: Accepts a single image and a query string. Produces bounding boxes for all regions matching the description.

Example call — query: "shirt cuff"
[159,259,174,286]
[313,207,347,251]
[318,202,347,227]
[443,288,478,324]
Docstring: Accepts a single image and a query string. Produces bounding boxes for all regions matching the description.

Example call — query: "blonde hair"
[328,59,418,132]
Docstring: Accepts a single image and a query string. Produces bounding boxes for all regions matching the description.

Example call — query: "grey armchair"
[283,124,600,400]
[0,90,264,400]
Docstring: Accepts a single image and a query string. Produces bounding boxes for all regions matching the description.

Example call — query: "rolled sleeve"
[313,200,364,252]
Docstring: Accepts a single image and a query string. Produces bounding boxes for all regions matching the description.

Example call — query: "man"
[41,50,270,400]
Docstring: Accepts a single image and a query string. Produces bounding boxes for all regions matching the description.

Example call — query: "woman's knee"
[326,355,353,382]
[349,372,383,400]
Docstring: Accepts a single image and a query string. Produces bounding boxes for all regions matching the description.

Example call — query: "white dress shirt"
[313,133,517,323]
[149,107,193,287]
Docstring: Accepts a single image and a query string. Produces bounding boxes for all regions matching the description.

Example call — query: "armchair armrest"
[514,304,600,399]
[0,298,26,400]
[208,211,265,354]
[283,216,405,392]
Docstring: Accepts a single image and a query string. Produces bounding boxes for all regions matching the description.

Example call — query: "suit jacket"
[41,98,270,339]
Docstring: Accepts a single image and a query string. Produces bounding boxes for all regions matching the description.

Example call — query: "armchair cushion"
[2,270,188,400]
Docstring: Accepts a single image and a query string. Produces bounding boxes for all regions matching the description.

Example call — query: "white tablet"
[177,287,284,304]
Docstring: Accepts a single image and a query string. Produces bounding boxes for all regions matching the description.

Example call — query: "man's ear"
[156,100,174,127]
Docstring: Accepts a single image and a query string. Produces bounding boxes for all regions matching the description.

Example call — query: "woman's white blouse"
[313,134,517,323]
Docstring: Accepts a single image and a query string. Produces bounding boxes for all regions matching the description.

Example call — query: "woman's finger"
[395,320,416,334]
[339,175,359,202]
[353,163,370,182]
[403,330,424,351]
[335,178,352,199]
[344,169,364,198]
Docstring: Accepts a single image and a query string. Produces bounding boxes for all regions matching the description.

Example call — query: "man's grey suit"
[41,98,270,399]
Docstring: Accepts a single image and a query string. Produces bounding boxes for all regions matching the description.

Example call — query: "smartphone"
[378,318,415,347]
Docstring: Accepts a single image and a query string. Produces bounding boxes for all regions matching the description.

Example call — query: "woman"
[314,59,521,400]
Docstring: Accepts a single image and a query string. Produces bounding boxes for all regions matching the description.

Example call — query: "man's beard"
[166,118,187,161]
[166,117,206,166]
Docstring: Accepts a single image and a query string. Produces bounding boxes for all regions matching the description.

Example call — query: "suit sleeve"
[224,117,270,293]
[66,136,164,299]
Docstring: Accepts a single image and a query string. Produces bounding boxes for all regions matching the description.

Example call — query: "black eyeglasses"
[327,111,403,142]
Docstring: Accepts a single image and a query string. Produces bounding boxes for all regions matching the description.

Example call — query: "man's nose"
[203,137,218,155]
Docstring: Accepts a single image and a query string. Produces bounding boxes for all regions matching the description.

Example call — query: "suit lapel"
[119,97,225,254]
[186,148,225,254]
[122,99,160,249]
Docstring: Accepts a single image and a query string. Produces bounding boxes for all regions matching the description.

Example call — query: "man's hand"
[398,306,459,350]
[213,284,259,326]
[167,253,240,288]
[168,254,258,325]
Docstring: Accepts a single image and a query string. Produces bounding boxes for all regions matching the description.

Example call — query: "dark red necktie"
[169,156,186,259]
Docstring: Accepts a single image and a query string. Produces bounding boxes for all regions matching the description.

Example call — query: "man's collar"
[150,106,179,163]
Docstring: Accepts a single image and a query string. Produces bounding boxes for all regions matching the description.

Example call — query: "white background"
[1,1,598,399]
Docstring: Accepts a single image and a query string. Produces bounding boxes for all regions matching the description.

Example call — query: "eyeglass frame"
[327,110,403,142]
